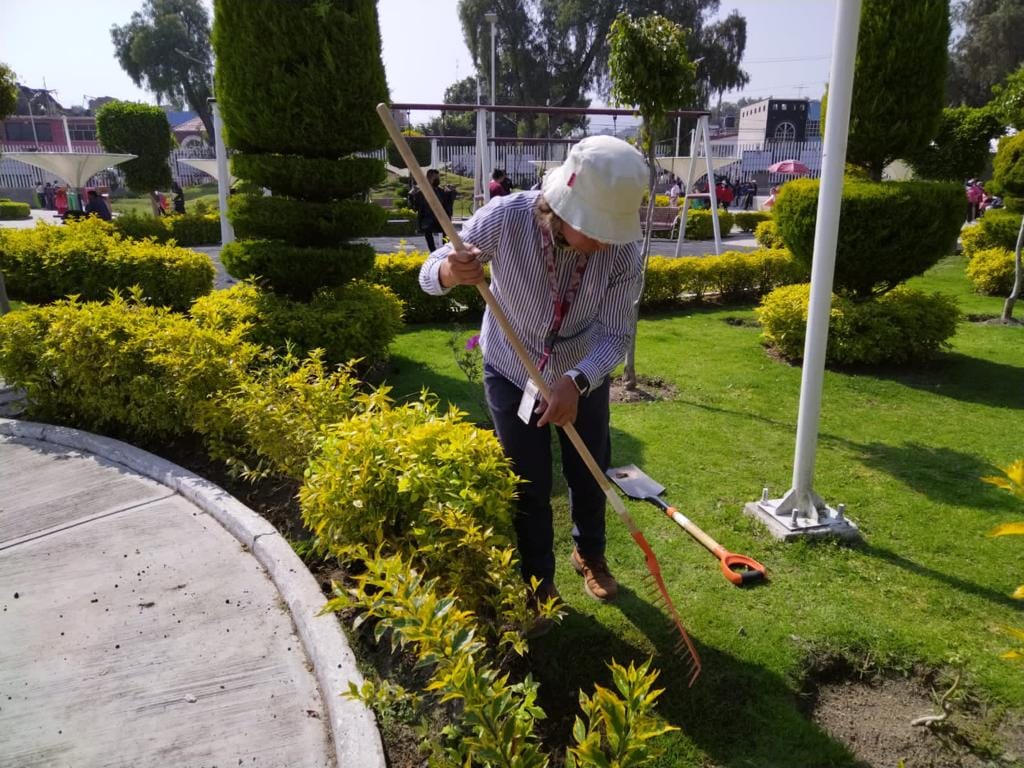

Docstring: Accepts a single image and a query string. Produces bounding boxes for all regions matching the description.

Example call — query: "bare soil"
[805,660,1024,768]
[609,373,678,403]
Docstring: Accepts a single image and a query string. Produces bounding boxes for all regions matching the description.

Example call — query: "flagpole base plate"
[743,500,861,542]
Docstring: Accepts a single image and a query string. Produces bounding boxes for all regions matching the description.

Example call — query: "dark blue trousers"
[484,364,610,585]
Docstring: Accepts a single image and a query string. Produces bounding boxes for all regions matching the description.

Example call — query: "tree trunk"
[0,271,11,315]
[624,129,659,391]
[150,191,161,218]
[1001,213,1024,323]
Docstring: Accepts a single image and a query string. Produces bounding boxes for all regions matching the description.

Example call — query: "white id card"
[517,379,541,424]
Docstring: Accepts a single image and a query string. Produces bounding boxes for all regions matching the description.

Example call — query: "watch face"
[573,372,589,394]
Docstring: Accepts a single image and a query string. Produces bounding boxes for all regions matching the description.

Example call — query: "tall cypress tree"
[213,0,401,363]
[846,0,951,180]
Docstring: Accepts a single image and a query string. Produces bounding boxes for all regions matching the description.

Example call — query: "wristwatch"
[565,369,590,396]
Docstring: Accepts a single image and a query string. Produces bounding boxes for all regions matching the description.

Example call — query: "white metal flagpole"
[745,0,863,541]
[210,99,235,246]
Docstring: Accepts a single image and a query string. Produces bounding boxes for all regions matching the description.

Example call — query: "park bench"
[640,206,680,238]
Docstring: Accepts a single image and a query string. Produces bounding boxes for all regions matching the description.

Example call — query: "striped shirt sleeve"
[418,197,507,295]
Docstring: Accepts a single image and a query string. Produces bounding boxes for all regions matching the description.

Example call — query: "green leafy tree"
[111,0,214,139]
[948,0,1024,107]
[95,100,174,216]
[0,63,17,122]
[991,63,1024,130]
[608,12,696,389]
[905,106,1004,181]
[213,0,400,365]
[456,0,745,137]
[847,0,950,180]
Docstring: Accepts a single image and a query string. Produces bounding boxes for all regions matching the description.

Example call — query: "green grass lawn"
[110,183,219,217]
[378,253,1024,766]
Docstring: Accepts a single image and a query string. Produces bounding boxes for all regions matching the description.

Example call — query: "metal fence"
[1,136,825,195]
[0,142,219,191]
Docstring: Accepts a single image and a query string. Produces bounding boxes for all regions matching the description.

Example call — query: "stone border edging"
[0,417,385,768]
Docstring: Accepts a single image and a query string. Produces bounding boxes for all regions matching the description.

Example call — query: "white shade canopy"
[655,155,739,179]
[177,158,236,186]
[3,152,136,189]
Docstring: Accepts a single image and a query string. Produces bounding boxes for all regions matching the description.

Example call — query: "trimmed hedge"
[0,292,255,439]
[378,216,418,237]
[368,249,803,319]
[755,219,785,249]
[773,178,963,296]
[221,239,376,299]
[966,247,1016,295]
[757,283,960,365]
[112,210,221,246]
[641,248,806,306]
[369,252,486,322]
[190,281,403,366]
[228,194,386,246]
[0,219,214,310]
[0,200,30,220]
[212,0,388,156]
[684,209,734,240]
[231,154,386,201]
[733,210,772,233]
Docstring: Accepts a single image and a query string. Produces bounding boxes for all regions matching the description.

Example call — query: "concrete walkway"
[0,418,384,768]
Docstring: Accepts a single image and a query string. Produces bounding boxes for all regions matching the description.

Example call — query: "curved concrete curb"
[0,417,385,768]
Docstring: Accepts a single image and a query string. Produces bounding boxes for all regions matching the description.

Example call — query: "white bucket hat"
[541,135,648,245]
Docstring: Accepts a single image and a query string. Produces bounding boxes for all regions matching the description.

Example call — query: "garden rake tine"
[377,103,701,685]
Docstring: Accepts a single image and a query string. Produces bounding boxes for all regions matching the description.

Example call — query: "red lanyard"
[536,227,590,372]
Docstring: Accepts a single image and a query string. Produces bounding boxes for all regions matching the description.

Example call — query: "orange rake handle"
[658,501,766,587]
[376,102,701,685]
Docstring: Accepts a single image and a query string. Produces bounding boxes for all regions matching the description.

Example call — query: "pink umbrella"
[768,159,810,175]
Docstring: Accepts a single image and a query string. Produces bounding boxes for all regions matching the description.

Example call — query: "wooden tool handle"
[375,103,637,532]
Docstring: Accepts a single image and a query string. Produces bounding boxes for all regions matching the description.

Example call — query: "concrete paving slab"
[0,436,171,547]
[0,476,333,768]
[0,426,384,768]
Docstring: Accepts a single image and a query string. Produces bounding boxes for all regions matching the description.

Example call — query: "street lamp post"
[484,11,497,139]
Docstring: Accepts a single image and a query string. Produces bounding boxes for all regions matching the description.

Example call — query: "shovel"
[608,465,767,586]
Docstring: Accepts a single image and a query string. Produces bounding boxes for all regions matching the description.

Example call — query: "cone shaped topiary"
[213,0,400,364]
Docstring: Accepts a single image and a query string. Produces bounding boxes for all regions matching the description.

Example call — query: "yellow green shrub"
[300,396,518,623]
[369,251,486,322]
[190,280,402,366]
[733,210,772,232]
[0,290,255,439]
[966,247,1016,295]
[684,209,734,239]
[757,283,960,365]
[755,219,785,249]
[639,249,803,307]
[0,218,213,310]
[194,351,388,481]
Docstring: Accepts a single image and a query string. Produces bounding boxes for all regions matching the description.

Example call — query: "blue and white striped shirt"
[419,190,642,391]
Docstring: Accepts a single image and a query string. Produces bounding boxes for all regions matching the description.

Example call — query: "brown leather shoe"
[571,548,618,602]
[525,581,560,639]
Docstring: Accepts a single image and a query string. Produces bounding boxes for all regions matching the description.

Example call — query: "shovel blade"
[607,464,666,501]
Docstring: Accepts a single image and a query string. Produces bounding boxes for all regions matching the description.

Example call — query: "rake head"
[632,531,701,687]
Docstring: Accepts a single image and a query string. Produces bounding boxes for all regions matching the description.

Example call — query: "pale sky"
[0,0,836,132]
